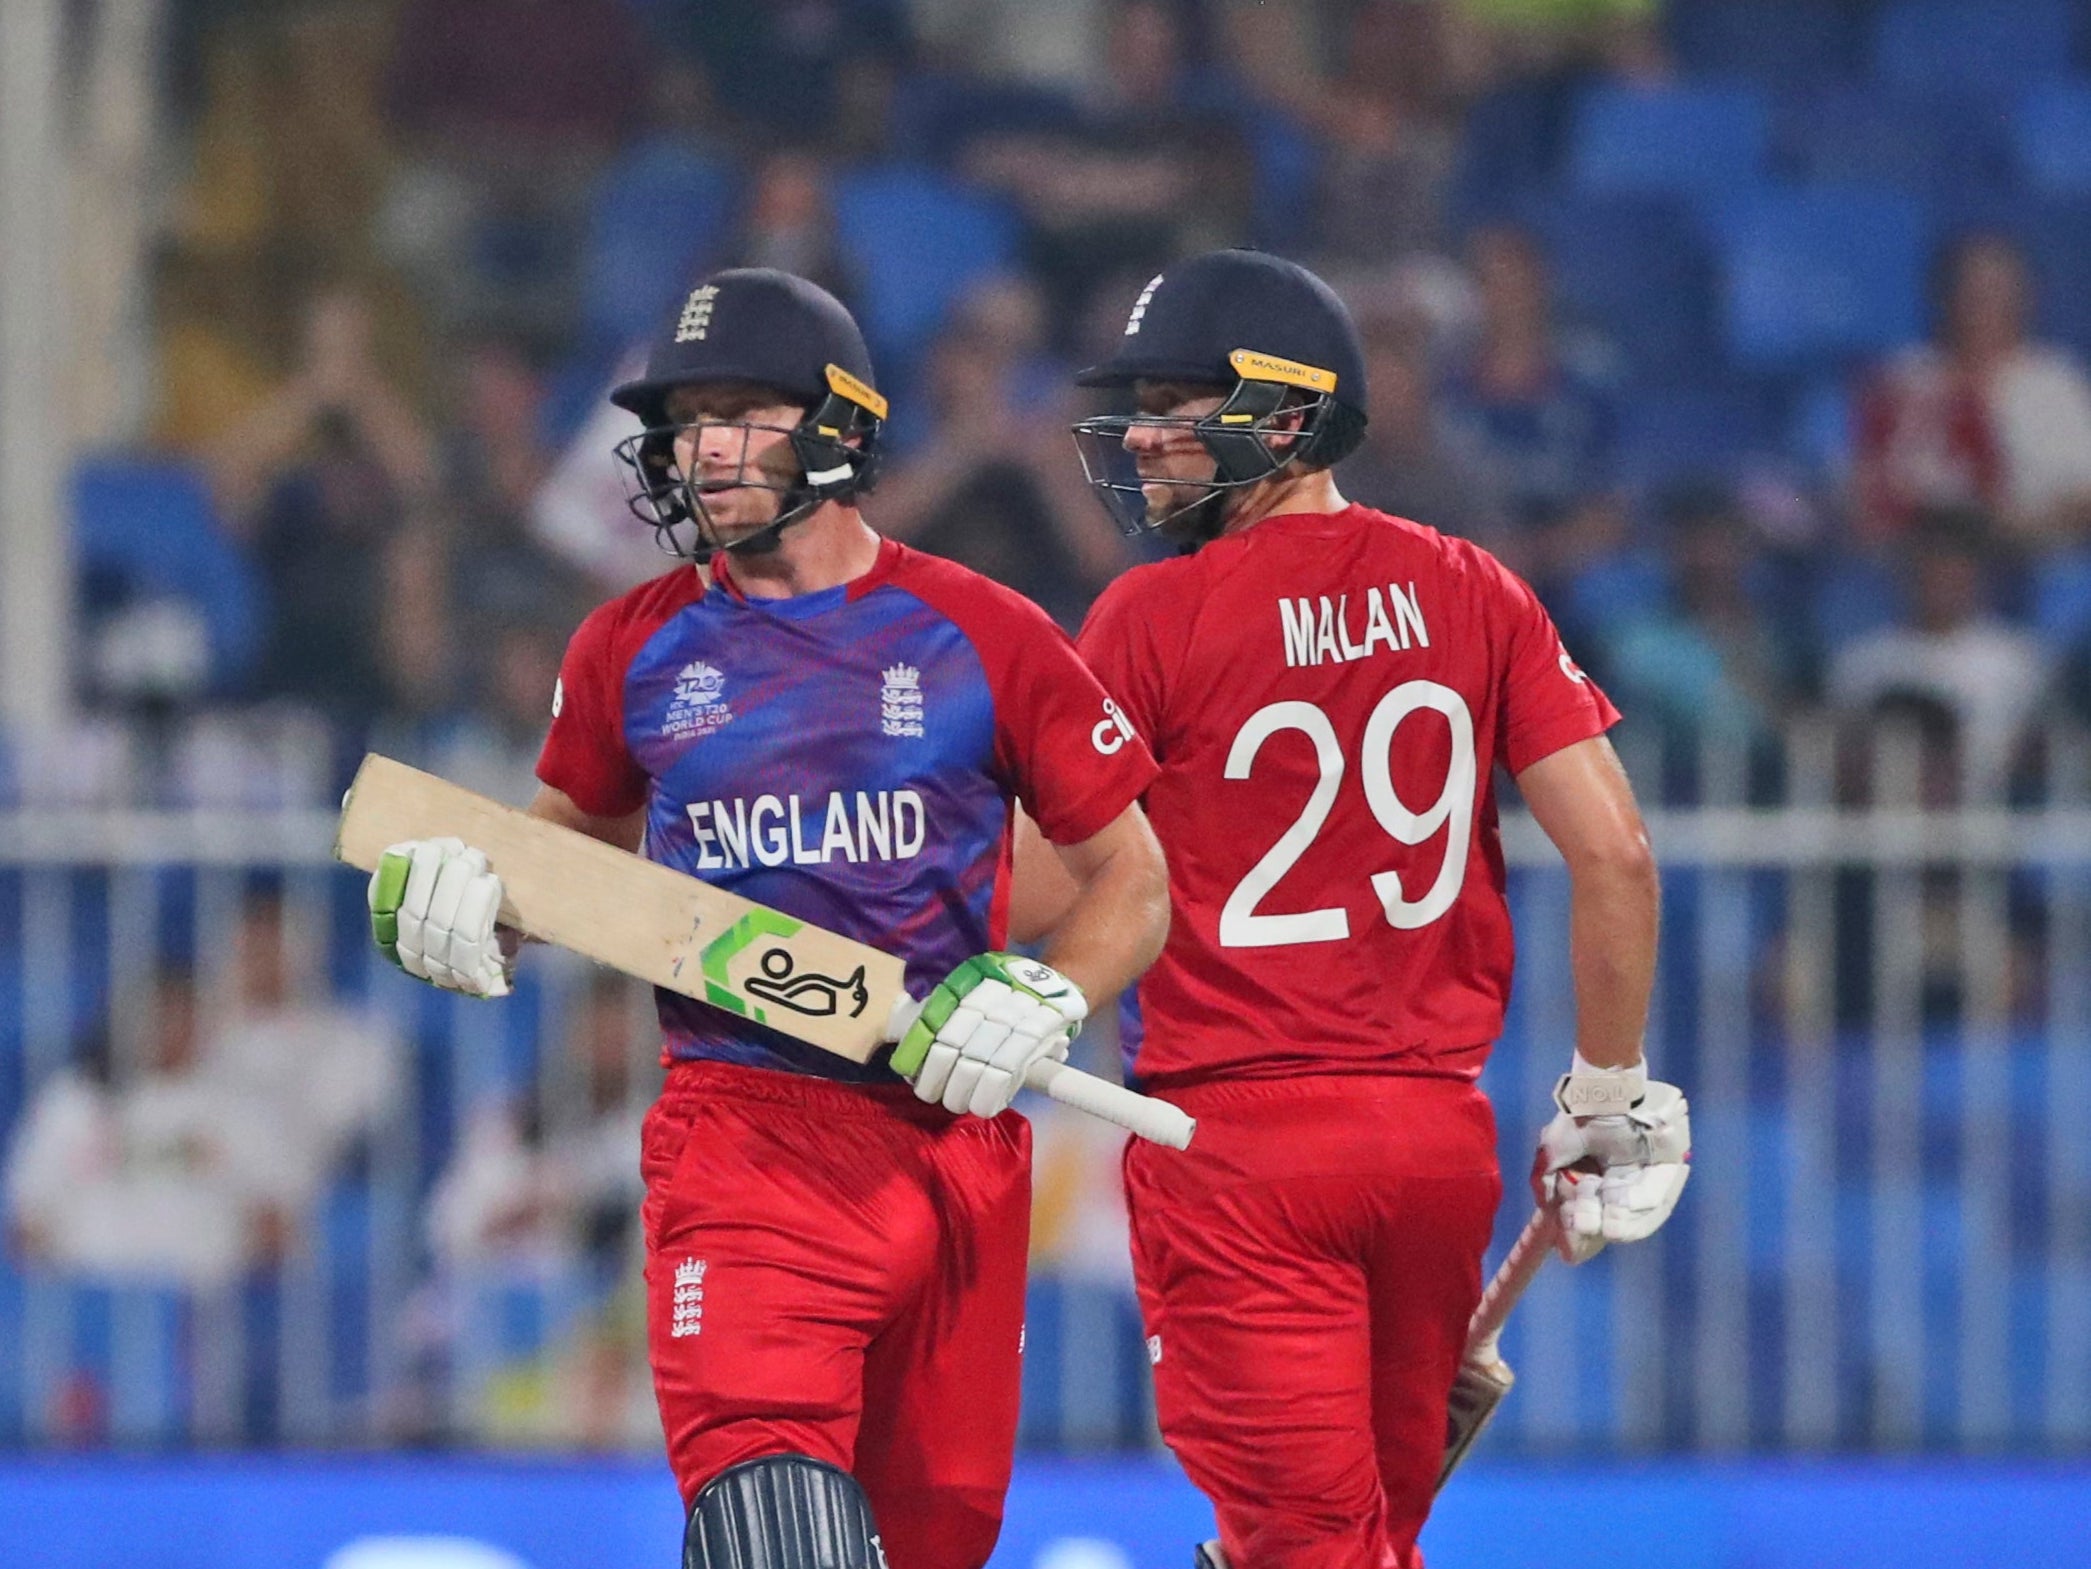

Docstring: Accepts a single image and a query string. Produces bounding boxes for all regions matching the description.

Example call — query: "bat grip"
[1024,1059,1196,1148]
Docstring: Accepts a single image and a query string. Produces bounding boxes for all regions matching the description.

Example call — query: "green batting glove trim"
[370,851,411,966]
[889,984,963,1076]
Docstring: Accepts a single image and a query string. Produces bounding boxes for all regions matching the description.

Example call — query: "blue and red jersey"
[539,538,1158,1079]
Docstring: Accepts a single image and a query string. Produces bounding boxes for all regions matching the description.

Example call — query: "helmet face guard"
[1071,349,1342,542]
[614,364,886,562]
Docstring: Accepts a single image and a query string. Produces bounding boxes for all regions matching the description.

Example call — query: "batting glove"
[367,837,514,998]
[887,953,1087,1119]
[1533,1054,1690,1253]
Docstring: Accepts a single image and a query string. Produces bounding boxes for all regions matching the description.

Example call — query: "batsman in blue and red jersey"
[365,269,1168,1569]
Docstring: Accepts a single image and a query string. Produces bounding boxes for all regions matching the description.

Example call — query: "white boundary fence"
[1,721,2088,1454]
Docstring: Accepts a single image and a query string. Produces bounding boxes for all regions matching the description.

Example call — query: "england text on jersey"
[686,790,927,871]
[1278,581,1431,669]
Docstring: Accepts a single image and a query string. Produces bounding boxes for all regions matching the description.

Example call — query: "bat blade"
[335,755,1197,1148]
[1436,1209,1598,1492]
[1438,1355,1514,1490]
[337,754,905,1062]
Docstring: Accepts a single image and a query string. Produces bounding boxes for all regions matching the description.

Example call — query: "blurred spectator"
[386,0,642,166]
[530,348,668,594]
[5,969,289,1289]
[1827,511,2048,799]
[428,972,646,1277]
[962,0,1250,330]
[718,150,860,309]
[417,973,650,1445]
[1439,221,1623,586]
[656,0,912,147]
[1854,233,2091,549]
[1337,307,1508,546]
[873,279,1129,625]
[204,892,402,1192]
[427,332,589,658]
[1449,0,1669,86]
[205,289,448,746]
[1594,487,1806,786]
[411,621,570,806]
[1306,4,1459,267]
[381,0,648,335]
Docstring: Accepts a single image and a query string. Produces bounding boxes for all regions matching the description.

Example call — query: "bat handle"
[1024,1059,1196,1148]
[1464,1207,1592,1361]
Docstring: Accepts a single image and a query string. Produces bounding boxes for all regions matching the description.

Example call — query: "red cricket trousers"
[641,1061,1031,1569]
[1124,1074,1501,1569]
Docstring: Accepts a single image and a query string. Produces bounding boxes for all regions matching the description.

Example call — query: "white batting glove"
[1533,1054,1690,1253]
[367,837,514,998]
[886,953,1086,1119]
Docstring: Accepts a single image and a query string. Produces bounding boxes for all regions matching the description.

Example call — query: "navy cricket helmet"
[610,268,887,560]
[1072,249,1369,540]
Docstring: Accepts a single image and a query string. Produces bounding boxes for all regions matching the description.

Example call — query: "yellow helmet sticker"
[825,363,889,420]
[1228,348,1337,394]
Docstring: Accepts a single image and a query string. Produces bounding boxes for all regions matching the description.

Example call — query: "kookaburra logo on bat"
[743,947,870,1018]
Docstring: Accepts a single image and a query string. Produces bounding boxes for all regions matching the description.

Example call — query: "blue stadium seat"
[1570,82,1771,200]
[1774,86,2013,203]
[1668,0,1870,85]
[1559,549,1670,631]
[1787,372,1856,478]
[71,457,261,690]
[1709,187,1929,370]
[1610,385,1771,496]
[1811,550,1904,653]
[1448,80,1571,224]
[886,72,1082,166]
[2033,546,2091,647]
[1513,194,1718,383]
[829,166,1018,367]
[2013,83,2091,195]
[579,140,735,347]
[1872,0,2078,94]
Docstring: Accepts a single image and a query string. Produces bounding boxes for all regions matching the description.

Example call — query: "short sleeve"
[536,600,650,818]
[996,604,1160,845]
[1076,568,1172,755]
[1485,553,1620,775]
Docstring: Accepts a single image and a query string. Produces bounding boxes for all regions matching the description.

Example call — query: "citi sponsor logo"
[687,789,927,870]
[1278,581,1431,669]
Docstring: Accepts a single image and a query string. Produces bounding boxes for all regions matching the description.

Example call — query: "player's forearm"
[1564,845,1659,1069]
[1036,828,1169,1012]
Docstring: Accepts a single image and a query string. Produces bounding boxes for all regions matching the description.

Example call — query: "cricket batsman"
[1063,250,1691,1569]
[364,268,1169,1569]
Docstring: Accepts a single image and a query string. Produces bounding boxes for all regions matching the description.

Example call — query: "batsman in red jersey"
[1049,251,1692,1569]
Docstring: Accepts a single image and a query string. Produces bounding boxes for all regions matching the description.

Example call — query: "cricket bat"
[335,754,1194,1148]
[1436,1208,1602,1491]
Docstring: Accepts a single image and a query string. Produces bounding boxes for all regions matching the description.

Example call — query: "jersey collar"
[706,535,903,606]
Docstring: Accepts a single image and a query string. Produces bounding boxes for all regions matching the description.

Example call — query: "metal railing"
[1,720,2087,1454]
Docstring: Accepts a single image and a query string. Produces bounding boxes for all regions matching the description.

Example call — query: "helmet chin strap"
[680,458,832,563]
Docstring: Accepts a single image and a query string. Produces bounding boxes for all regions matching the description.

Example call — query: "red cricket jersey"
[1078,505,1618,1090]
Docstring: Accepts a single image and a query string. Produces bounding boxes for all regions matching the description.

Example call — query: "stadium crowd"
[8,0,2091,1449]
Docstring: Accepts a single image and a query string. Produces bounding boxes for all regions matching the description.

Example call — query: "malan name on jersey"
[1278,580,1431,669]
[686,789,928,871]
